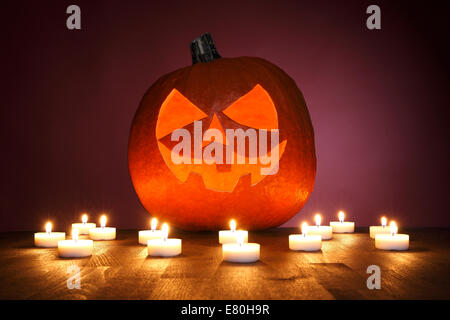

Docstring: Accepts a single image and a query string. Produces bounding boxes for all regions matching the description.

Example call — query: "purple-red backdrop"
[1,0,449,232]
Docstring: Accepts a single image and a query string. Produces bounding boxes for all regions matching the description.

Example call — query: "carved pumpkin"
[128,33,316,230]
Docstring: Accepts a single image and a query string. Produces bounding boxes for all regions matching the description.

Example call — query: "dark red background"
[1,0,449,232]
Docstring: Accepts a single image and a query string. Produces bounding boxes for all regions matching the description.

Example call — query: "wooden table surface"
[0,228,449,300]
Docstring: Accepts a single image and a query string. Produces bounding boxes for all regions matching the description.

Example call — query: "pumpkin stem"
[190,33,221,64]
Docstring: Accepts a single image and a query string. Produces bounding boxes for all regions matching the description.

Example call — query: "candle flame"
[230,219,236,232]
[338,211,345,223]
[301,222,308,236]
[151,218,158,231]
[82,214,88,224]
[162,223,169,241]
[236,231,245,246]
[45,222,52,234]
[72,228,79,241]
[381,216,387,227]
[100,215,107,228]
[314,214,321,227]
[390,221,398,236]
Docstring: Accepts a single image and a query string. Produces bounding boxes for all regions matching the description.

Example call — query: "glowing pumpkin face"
[128,34,316,230]
[155,84,287,192]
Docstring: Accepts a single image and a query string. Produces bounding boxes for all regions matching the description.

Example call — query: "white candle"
[89,215,116,240]
[147,223,182,257]
[330,211,355,233]
[218,219,248,244]
[375,221,409,251]
[289,222,322,251]
[306,214,332,240]
[370,216,391,238]
[222,230,260,263]
[34,222,66,248]
[139,218,164,245]
[58,228,93,258]
[72,213,96,235]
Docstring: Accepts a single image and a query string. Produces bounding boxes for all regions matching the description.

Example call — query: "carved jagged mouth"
[156,139,287,192]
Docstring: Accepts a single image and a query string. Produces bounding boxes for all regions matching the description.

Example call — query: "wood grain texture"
[0,228,449,299]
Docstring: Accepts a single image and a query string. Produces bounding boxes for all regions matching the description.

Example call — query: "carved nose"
[203,113,227,147]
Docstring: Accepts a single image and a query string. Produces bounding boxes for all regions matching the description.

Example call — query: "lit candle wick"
[73,228,79,243]
[339,211,345,223]
[314,214,321,227]
[301,222,308,237]
[162,223,169,242]
[151,218,157,232]
[82,214,88,225]
[237,232,244,246]
[100,215,107,229]
[45,222,52,235]
[381,216,387,228]
[390,221,398,236]
[230,219,236,233]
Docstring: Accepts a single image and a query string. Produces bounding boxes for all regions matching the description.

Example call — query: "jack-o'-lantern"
[128,33,316,230]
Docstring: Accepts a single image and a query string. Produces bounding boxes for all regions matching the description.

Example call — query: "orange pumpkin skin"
[128,40,316,231]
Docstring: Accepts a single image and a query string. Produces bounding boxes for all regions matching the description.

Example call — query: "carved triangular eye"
[222,84,278,129]
[156,89,208,140]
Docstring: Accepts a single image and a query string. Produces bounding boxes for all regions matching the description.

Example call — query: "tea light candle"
[147,223,182,257]
[58,228,93,258]
[375,221,409,250]
[306,214,332,240]
[289,222,322,251]
[222,230,260,263]
[72,213,96,235]
[375,221,409,251]
[370,216,391,238]
[330,211,355,233]
[219,219,248,244]
[34,222,66,248]
[89,215,116,240]
[139,218,164,245]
